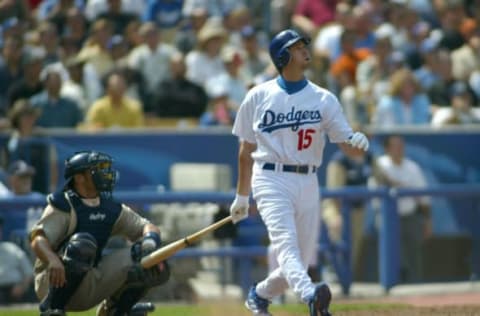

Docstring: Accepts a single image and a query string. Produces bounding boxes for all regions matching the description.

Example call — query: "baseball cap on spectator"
[7,160,36,177]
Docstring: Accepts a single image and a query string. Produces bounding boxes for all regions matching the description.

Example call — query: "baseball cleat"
[245,285,272,316]
[130,302,155,315]
[308,283,332,316]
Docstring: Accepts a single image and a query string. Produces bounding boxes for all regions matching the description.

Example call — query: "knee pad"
[62,232,98,274]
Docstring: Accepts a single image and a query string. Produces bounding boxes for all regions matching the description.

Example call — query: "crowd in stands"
[0,0,477,132]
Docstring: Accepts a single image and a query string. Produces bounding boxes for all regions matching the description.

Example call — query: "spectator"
[239,25,271,87]
[2,99,58,193]
[77,18,114,79]
[426,49,468,109]
[30,63,83,128]
[431,81,480,126]
[106,35,147,105]
[97,0,138,36]
[174,7,208,54]
[6,160,43,197]
[60,54,89,112]
[221,6,252,49]
[36,0,84,33]
[61,7,88,49]
[143,0,184,43]
[149,52,207,118]
[199,81,236,127]
[36,21,61,65]
[313,2,354,64]
[451,18,480,82]
[185,19,227,88]
[182,0,245,19]
[375,135,431,283]
[330,29,371,92]
[0,215,35,304]
[322,140,379,281]
[291,0,339,37]
[84,0,145,22]
[372,67,431,127]
[0,0,31,25]
[356,28,395,124]
[269,0,296,36]
[127,22,178,102]
[0,37,23,120]
[7,48,45,110]
[206,45,248,109]
[85,71,144,129]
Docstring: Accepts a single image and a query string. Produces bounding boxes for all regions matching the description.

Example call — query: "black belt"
[262,163,316,174]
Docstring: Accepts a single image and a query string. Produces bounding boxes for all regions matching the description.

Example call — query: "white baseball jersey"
[232,77,353,302]
[233,78,352,166]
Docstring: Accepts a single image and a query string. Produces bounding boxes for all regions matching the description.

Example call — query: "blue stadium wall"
[1,128,479,237]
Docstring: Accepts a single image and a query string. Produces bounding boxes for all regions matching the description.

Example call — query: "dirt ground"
[330,291,480,316]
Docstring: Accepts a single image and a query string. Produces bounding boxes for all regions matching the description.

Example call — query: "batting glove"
[230,194,249,224]
[347,132,369,151]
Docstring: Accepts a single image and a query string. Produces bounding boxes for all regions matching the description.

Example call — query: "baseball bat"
[141,215,233,268]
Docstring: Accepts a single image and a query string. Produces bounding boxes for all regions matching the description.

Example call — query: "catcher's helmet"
[64,150,117,195]
[269,29,310,71]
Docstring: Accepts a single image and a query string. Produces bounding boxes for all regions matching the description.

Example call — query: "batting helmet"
[64,150,117,195]
[269,29,310,71]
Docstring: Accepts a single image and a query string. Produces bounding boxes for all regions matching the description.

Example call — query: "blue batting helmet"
[64,150,117,195]
[269,29,310,71]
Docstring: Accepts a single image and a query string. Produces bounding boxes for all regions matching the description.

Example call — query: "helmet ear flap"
[276,48,290,70]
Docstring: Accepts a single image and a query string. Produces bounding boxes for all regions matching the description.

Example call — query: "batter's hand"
[230,194,249,224]
[347,132,369,151]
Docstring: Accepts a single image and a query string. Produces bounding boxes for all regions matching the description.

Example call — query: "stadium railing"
[1,184,479,298]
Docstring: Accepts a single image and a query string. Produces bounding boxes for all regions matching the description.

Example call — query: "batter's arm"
[230,140,256,223]
[236,140,257,196]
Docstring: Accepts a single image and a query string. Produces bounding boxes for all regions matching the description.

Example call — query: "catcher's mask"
[64,150,117,196]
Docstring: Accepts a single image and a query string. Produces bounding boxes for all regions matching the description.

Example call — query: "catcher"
[29,150,169,316]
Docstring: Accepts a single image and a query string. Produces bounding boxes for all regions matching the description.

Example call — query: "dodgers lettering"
[258,106,322,132]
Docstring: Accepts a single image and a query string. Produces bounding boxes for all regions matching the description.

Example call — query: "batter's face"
[288,41,311,70]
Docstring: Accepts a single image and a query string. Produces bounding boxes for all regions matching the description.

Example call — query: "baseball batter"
[29,151,169,316]
[229,29,369,316]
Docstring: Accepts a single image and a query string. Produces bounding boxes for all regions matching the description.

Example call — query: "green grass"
[0,302,409,316]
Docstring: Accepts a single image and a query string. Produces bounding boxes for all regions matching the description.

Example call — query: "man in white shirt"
[376,135,431,282]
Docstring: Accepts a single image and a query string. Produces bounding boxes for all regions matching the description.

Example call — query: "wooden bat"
[141,215,233,268]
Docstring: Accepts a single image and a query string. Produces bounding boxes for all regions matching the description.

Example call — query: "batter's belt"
[262,163,317,174]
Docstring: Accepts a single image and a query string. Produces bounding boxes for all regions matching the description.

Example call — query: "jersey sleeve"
[232,89,256,144]
[111,204,150,241]
[29,204,71,250]
[322,93,353,143]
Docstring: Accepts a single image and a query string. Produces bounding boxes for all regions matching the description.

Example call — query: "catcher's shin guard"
[41,233,97,313]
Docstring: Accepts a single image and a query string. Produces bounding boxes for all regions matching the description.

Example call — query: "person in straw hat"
[185,19,227,87]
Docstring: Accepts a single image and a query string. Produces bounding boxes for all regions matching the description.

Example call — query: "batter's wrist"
[235,194,249,204]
